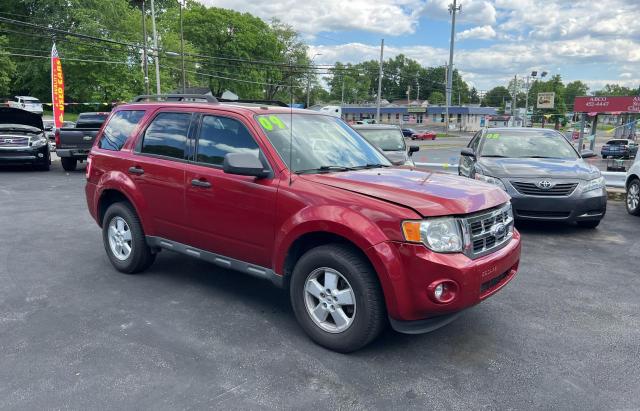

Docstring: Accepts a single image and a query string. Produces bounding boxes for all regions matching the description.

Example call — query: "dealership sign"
[537,92,555,109]
[573,96,640,113]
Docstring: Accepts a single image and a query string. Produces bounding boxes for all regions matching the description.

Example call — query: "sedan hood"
[0,107,44,130]
[478,157,599,180]
[302,168,509,217]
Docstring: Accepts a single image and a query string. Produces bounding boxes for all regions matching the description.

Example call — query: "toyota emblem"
[538,180,553,189]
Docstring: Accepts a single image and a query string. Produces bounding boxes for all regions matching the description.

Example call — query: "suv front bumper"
[369,231,521,330]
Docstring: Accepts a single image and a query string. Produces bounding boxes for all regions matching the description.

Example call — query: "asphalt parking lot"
[1,159,639,410]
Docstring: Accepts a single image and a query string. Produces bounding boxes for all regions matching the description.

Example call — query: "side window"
[196,115,259,166]
[141,112,192,159]
[98,110,145,151]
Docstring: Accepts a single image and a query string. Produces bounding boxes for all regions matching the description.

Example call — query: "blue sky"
[203,0,640,92]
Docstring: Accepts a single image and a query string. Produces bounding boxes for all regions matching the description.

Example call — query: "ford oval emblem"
[490,222,507,238]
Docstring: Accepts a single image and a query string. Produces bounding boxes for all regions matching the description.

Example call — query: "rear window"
[98,110,146,151]
[607,140,628,146]
[77,113,110,128]
[140,112,192,159]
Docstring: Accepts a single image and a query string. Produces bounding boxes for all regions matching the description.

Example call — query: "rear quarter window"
[98,110,146,151]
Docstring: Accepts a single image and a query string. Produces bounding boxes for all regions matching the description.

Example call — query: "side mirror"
[408,145,419,156]
[223,152,270,178]
[461,147,476,158]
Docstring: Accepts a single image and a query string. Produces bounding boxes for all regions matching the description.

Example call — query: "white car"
[8,96,44,115]
[626,155,640,215]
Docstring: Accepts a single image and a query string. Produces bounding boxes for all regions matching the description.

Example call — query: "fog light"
[434,283,444,299]
[427,280,458,304]
[38,153,44,158]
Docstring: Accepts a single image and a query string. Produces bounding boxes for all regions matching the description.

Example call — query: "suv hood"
[0,107,44,130]
[478,157,599,180]
[302,168,509,217]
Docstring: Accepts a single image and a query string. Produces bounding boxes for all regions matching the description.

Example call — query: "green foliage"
[0,36,16,96]
[594,84,638,96]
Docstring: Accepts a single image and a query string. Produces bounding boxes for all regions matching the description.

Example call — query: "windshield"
[257,113,391,173]
[23,98,41,104]
[356,128,406,151]
[480,130,578,159]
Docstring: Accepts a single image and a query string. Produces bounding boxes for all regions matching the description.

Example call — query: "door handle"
[191,178,212,188]
[128,166,144,175]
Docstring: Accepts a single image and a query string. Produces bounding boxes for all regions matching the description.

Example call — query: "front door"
[184,113,279,268]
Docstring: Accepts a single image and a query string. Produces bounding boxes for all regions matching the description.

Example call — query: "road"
[1,160,639,409]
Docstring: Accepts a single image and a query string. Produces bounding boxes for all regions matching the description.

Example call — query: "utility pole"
[179,0,186,93]
[150,0,161,94]
[446,0,461,135]
[511,74,517,118]
[140,0,149,95]
[407,85,411,106]
[341,74,345,107]
[416,74,420,101]
[376,39,384,123]
[444,65,449,134]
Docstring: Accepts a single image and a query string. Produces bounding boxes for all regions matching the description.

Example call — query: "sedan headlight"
[402,217,463,253]
[474,172,507,191]
[583,176,605,192]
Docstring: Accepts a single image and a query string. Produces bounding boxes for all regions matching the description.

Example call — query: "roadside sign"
[537,92,555,109]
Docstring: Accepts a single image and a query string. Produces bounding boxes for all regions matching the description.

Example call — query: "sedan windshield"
[257,113,391,173]
[356,128,406,151]
[480,130,578,159]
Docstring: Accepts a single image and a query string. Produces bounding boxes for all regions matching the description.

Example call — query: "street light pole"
[150,0,161,94]
[179,0,185,93]
[446,0,461,135]
[140,0,149,95]
[376,38,384,123]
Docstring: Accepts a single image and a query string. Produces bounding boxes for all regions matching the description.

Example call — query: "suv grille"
[511,181,577,197]
[0,137,29,147]
[461,203,514,259]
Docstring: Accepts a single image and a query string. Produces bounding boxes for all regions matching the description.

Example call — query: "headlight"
[474,172,507,191]
[583,176,605,192]
[402,217,463,253]
[31,136,48,148]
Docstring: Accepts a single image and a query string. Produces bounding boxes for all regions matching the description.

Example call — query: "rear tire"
[102,202,155,274]
[61,157,77,171]
[577,220,601,229]
[290,244,386,353]
[626,179,640,216]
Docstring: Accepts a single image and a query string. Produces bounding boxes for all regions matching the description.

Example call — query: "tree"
[564,81,589,109]
[594,84,636,96]
[469,87,480,104]
[483,86,510,108]
[428,91,445,104]
[0,36,16,96]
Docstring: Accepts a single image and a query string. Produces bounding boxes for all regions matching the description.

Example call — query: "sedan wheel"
[627,180,640,216]
[108,216,133,261]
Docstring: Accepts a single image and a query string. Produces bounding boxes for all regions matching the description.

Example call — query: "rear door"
[184,112,279,267]
[129,110,195,244]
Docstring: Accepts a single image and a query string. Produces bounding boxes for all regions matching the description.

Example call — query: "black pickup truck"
[56,112,109,171]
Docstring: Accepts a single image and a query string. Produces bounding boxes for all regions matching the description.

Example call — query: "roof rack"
[217,98,289,107]
[131,94,218,103]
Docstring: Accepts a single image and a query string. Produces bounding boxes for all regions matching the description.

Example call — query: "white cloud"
[197,0,423,35]
[457,25,496,41]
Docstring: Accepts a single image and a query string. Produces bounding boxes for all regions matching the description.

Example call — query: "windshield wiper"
[480,154,507,158]
[295,165,352,174]
[350,163,390,170]
[518,155,559,159]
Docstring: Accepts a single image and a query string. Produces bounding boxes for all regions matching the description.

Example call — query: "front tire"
[102,202,155,274]
[290,244,386,352]
[627,179,640,216]
[61,157,77,171]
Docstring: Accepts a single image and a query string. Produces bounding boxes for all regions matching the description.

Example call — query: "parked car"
[353,124,419,166]
[7,96,44,115]
[411,130,437,140]
[625,155,640,216]
[458,127,606,228]
[86,95,521,352]
[401,128,416,137]
[0,107,50,170]
[601,139,638,159]
[56,112,109,171]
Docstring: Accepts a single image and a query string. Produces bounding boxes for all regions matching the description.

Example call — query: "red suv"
[85,95,521,352]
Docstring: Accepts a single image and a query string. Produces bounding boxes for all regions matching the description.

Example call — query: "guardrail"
[414,162,627,189]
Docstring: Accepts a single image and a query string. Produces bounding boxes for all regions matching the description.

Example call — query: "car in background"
[458,127,606,228]
[353,124,419,166]
[8,96,44,115]
[601,139,638,159]
[401,128,416,137]
[56,112,109,171]
[0,107,50,170]
[625,155,640,216]
[411,130,437,141]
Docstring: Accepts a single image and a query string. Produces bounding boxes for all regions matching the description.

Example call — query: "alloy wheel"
[303,267,356,333]
[108,216,133,261]
[627,183,640,212]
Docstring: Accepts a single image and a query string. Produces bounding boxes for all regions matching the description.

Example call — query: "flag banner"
[51,43,64,128]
